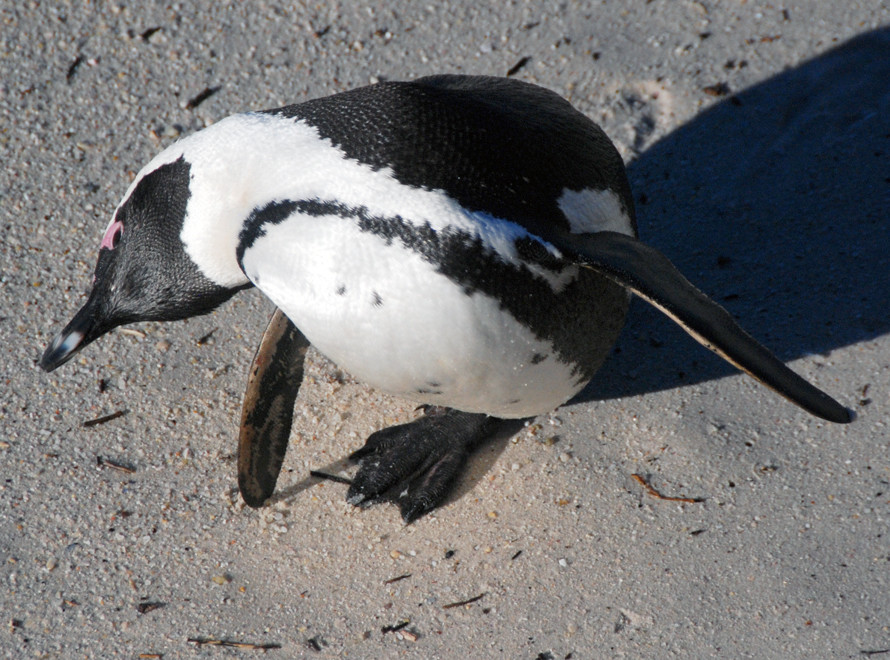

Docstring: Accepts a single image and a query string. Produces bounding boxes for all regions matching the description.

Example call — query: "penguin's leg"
[238,307,311,507]
[549,230,852,424]
[347,408,501,523]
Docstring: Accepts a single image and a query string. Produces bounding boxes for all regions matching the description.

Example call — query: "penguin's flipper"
[238,307,311,507]
[347,408,501,523]
[550,230,852,424]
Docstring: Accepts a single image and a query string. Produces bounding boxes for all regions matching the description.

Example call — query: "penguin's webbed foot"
[347,408,500,523]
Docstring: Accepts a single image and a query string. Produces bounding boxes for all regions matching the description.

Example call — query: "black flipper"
[550,230,852,424]
[238,308,311,507]
[347,408,501,523]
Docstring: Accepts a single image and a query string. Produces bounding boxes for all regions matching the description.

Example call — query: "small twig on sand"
[631,474,704,503]
[443,593,485,609]
[187,637,280,650]
[309,470,352,485]
[83,410,127,428]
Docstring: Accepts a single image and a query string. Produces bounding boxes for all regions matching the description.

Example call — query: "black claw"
[397,445,470,522]
[347,409,500,521]
[400,498,434,525]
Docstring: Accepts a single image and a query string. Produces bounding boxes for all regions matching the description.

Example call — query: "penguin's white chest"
[240,207,585,418]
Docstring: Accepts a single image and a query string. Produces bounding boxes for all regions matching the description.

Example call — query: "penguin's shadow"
[578,27,890,404]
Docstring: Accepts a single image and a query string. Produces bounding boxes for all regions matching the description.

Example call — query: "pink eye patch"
[100,220,123,250]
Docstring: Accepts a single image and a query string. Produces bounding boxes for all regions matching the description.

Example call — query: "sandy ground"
[2,2,889,658]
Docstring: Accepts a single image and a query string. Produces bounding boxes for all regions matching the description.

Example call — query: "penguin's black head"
[40,156,243,372]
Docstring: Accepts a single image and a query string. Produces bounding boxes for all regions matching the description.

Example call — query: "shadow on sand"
[578,27,890,405]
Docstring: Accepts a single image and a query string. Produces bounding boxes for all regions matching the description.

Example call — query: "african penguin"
[40,75,852,523]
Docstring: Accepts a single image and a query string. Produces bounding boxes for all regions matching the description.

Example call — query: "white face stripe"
[557,187,634,236]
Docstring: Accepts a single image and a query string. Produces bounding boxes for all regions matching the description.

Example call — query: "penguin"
[40,75,852,523]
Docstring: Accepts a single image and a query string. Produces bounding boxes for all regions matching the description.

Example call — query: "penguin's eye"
[100,220,124,251]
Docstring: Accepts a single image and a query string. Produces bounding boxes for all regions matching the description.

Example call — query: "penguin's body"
[40,75,851,522]
[118,77,634,418]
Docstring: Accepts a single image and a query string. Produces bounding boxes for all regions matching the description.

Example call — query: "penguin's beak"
[40,293,112,372]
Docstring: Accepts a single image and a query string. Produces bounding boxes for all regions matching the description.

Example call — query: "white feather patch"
[557,187,634,236]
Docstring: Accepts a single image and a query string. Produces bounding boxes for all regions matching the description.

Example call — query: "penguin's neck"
[162,112,340,289]
[156,112,468,290]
